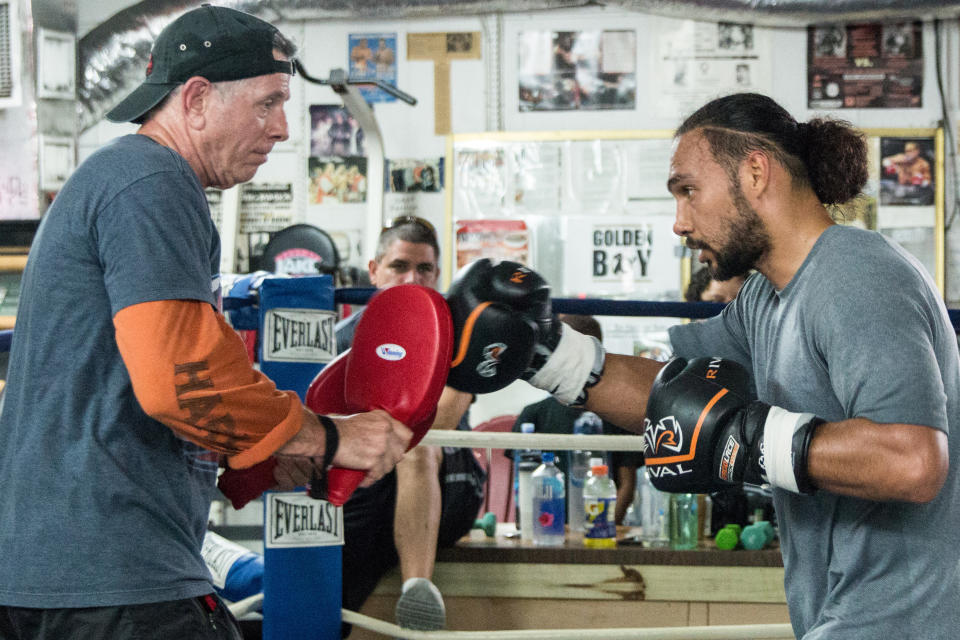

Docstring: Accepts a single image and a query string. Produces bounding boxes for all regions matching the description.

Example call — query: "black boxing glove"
[446,258,604,405]
[446,259,542,394]
[642,357,822,495]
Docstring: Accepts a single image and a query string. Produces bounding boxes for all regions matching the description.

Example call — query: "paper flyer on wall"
[566,140,626,215]
[511,142,563,213]
[453,148,508,218]
[561,214,682,299]
[239,183,294,233]
[652,19,771,119]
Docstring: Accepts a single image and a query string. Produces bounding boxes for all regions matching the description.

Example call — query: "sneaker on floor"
[395,577,446,631]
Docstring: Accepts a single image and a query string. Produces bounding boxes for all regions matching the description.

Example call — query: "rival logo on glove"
[476,342,508,378]
[643,415,684,454]
[642,414,695,479]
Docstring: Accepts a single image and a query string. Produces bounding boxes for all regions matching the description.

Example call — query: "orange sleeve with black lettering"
[114,299,303,469]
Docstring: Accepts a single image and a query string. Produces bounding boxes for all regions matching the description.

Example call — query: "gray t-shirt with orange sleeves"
[670,224,960,639]
[0,134,222,607]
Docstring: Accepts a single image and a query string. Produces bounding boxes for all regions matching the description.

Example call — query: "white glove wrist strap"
[763,406,815,494]
[527,325,604,405]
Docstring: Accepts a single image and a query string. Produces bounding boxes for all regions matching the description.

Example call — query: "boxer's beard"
[686,182,769,281]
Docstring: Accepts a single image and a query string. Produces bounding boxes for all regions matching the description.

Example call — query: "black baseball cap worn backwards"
[106,4,294,124]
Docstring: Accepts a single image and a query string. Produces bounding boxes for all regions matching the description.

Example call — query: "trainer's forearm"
[581,354,665,433]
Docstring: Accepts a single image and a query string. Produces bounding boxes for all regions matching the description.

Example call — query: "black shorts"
[0,594,242,640]
[340,446,485,614]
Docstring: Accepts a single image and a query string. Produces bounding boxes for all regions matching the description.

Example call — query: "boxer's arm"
[114,299,302,468]
[806,418,946,503]
[580,353,664,433]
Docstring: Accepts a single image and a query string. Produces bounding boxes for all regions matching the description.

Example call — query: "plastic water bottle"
[514,422,538,518]
[517,453,540,540]
[531,452,565,546]
[567,449,591,532]
[201,531,264,602]
[638,467,669,548]
[669,493,699,550]
[583,463,617,548]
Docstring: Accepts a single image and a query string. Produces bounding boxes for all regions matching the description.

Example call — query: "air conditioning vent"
[0,0,22,108]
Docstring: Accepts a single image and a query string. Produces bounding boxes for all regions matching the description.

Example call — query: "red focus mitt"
[306,284,453,505]
[218,284,452,509]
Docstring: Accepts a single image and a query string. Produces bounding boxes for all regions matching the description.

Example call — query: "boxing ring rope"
[333,287,960,329]
[420,430,646,451]
[340,610,795,639]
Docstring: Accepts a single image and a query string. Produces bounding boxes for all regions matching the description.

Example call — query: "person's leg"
[341,473,400,637]
[393,444,446,630]
[394,388,476,630]
[393,445,444,581]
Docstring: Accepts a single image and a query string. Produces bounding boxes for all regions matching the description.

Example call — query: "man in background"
[684,267,748,304]
[336,217,485,635]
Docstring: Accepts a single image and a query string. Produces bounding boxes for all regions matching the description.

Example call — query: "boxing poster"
[807,22,923,108]
[388,158,443,193]
[517,29,636,111]
[307,157,368,205]
[879,137,935,206]
[309,105,365,158]
[454,219,530,269]
[385,158,446,236]
[652,19,771,118]
[348,32,398,103]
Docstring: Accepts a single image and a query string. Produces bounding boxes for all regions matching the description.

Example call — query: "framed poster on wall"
[863,128,944,292]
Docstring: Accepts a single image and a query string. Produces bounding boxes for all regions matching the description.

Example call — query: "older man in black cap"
[0,6,411,638]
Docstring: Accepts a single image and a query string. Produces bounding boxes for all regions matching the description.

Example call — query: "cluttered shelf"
[441,525,783,567]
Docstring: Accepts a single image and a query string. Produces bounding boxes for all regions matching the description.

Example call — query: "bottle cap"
[590,464,608,475]
[589,457,603,467]
[541,451,555,463]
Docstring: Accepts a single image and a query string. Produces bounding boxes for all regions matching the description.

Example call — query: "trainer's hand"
[329,410,413,486]
[277,408,412,486]
[272,455,319,491]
